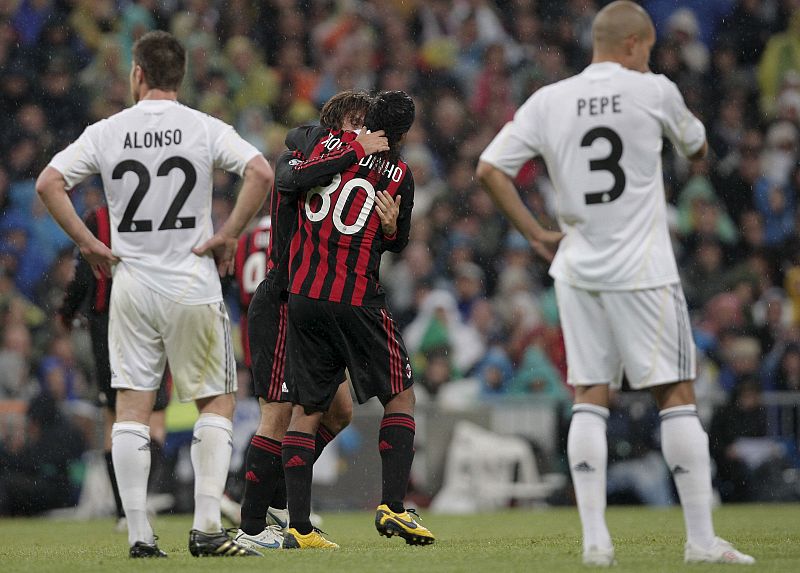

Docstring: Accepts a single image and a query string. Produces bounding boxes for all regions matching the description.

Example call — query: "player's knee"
[382,386,415,415]
[115,389,155,424]
[256,401,292,437]
[196,392,236,420]
[324,401,353,434]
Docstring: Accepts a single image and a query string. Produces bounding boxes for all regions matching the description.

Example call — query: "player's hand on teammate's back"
[529,228,564,262]
[80,237,119,278]
[355,128,389,156]
[375,191,401,236]
[193,232,238,276]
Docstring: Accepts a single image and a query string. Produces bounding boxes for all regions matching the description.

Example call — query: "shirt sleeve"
[657,75,706,157]
[207,115,262,176]
[479,91,546,178]
[48,122,103,190]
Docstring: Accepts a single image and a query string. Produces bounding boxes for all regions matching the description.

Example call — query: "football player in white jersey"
[477,2,754,567]
[36,31,271,558]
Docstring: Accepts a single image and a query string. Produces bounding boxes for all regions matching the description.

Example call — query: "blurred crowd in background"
[3,0,800,515]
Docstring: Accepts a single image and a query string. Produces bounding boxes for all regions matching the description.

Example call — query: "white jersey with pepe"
[49,99,261,304]
[480,62,705,291]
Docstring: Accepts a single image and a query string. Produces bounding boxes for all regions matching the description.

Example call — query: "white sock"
[568,404,612,552]
[191,413,233,533]
[660,405,716,549]
[111,422,154,546]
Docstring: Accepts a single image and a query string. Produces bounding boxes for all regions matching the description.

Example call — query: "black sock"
[379,413,415,513]
[271,473,287,511]
[104,450,124,518]
[240,435,283,535]
[282,431,316,535]
[315,424,335,461]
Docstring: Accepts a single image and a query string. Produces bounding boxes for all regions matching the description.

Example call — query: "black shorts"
[285,294,413,412]
[247,281,292,402]
[90,314,169,412]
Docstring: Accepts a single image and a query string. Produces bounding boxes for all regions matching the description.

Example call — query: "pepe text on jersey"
[577,95,621,117]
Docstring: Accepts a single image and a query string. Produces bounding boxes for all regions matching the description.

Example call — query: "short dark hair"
[319,90,372,130]
[364,90,415,161]
[132,31,186,91]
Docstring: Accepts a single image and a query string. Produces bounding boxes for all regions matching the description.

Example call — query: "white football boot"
[685,537,755,565]
[583,545,616,567]
[234,525,284,551]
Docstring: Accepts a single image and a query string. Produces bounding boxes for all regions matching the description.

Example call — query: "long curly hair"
[364,90,415,164]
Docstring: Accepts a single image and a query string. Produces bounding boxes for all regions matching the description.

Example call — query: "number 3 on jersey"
[581,126,625,205]
[305,174,376,235]
[113,157,197,232]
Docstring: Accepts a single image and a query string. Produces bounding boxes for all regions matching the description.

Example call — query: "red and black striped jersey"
[234,216,270,368]
[234,216,271,310]
[283,129,414,307]
[61,205,113,319]
[265,126,368,291]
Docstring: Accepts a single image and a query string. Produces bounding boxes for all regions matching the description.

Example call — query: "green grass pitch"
[1,505,797,572]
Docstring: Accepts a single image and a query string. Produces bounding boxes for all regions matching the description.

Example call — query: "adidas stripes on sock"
[111,421,154,546]
[660,404,715,549]
[240,434,283,535]
[282,431,316,535]
[567,404,612,552]
[378,413,415,513]
[190,414,233,534]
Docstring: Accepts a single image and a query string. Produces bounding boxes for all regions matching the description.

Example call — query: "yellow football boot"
[375,504,435,546]
[283,527,339,549]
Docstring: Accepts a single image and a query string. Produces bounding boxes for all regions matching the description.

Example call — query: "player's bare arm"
[374,191,400,236]
[475,160,563,261]
[193,155,273,276]
[35,166,119,278]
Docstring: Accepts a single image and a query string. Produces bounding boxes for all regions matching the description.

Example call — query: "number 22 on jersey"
[112,156,197,232]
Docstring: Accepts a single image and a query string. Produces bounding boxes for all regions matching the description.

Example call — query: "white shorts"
[109,266,236,402]
[555,280,695,389]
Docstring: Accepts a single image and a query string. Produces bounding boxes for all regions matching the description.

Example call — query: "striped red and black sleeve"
[278,128,366,198]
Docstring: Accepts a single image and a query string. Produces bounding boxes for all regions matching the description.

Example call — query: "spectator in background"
[712,130,762,224]
[709,378,789,502]
[717,336,762,395]
[775,344,800,392]
[452,261,485,322]
[759,11,800,116]
[682,238,727,310]
[753,288,791,356]
[666,8,709,75]
[719,0,770,68]
[606,393,674,507]
[476,347,514,397]
[0,392,86,515]
[509,345,570,406]
[677,176,738,248]
[0,321,34,400]
[405,290,485,378]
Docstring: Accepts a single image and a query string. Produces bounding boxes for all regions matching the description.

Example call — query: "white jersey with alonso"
[480,62,706,388]
[49,99,262,400]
